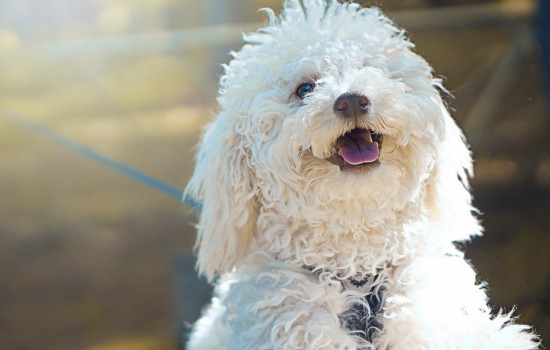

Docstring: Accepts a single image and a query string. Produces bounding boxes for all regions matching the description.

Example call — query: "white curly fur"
[185,1,540,349]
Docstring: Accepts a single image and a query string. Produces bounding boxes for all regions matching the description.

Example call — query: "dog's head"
[186,0,480,279]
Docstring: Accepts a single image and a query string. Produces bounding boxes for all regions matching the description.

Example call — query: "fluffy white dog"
[185,1,539,349]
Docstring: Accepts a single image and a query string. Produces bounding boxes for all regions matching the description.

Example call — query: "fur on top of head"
[185,0,481,280]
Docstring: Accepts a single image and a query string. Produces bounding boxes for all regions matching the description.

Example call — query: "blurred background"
[0,0,548,349]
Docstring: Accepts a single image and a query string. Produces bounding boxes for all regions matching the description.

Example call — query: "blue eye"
[296,82,315,99]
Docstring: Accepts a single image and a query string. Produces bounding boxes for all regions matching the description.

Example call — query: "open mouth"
[325,128,384,172]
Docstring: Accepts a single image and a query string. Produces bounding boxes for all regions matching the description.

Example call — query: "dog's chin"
[324,128,384,174]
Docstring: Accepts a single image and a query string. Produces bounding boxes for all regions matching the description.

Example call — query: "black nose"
[333,92,370,118]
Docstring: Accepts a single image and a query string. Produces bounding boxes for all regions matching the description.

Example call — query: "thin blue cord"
[0,108,201,211]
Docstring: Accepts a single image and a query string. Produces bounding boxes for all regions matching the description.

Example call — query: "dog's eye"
[296,82,315,99]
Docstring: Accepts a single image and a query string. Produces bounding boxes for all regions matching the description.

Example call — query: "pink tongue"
[338,132,379,165]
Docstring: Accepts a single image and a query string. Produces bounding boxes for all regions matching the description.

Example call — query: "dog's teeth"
[366,131,373,143]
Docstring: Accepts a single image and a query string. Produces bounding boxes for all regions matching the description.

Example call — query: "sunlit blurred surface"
[0,0,548,349]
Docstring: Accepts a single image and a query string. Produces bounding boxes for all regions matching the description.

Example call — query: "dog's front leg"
[189,264,363,350]
[375,254,538,350]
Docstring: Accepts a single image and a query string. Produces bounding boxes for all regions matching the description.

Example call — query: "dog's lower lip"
[325,128,383,171]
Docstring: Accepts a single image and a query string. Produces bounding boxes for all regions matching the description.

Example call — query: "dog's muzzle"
[326,93,384,172]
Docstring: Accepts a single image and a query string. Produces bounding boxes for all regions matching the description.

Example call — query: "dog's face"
[187,0,479,279]
[219,2,444,215]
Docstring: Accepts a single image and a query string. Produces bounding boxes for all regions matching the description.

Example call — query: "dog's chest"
[305,265,386,344]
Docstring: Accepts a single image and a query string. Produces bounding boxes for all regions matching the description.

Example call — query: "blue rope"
[0,108,201,211]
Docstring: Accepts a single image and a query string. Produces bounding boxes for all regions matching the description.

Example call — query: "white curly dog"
[185,1,539,349]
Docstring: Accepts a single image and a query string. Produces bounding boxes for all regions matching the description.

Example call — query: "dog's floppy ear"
[185,112,258,281]
[425,97,482,241]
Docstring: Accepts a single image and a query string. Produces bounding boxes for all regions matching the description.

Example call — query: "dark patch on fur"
[341,288,384,344]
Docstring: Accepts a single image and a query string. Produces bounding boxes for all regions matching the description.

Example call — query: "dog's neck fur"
[253,193,429,279]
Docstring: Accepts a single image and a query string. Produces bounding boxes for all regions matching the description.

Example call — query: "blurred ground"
[0,0,548,349]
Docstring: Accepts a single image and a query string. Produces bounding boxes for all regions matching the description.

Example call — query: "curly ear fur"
[425,96,482,241]
[185,112,258,281]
